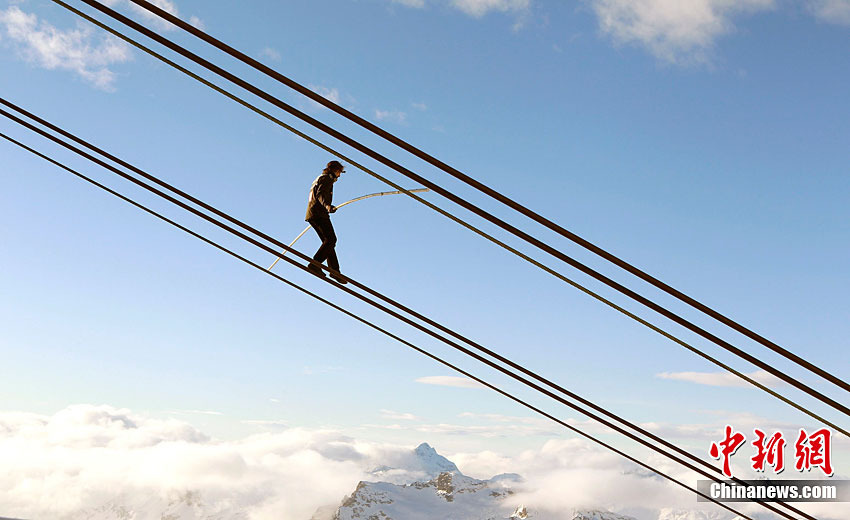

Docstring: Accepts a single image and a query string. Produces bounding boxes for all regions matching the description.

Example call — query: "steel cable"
[267,188,430,271]
[0,107,819,520]
[121,0,850,397]
[42,0,850,440]
[44,0,850,441]
[71,0,850,416]
[0,130,778,520]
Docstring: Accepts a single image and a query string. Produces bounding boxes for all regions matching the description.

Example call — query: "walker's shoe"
[329,272,348,284]
[307,262,326,277]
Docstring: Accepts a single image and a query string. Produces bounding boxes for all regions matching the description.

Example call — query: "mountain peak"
[413,442,459,475]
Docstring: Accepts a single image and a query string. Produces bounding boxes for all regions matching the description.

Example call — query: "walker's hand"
[329,205,337,213]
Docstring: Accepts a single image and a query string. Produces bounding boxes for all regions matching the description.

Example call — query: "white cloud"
[375,108,408,124]
[1,405,846,520]
[188,14,205,30]
[133,0,179,18]
[415,375,484,388]
[452,438,734,517]
[259,46,282,62]
[388,0,531,18]
[590,0,775,64]
[450,0,531,18]
[465,438,846,519]
[307,85,343,110]
[0,405,376,519]
[0,6,132,90]
[638,409,850,450]
[809,0,850,25]
[412,101,428,111]
[392,0,427,7]
[655,369,784,388]
[102,0,204,32]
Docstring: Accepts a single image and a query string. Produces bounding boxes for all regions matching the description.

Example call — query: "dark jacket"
[305,172,335,221]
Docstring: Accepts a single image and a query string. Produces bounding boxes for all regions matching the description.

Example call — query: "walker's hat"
[327,160,344,170]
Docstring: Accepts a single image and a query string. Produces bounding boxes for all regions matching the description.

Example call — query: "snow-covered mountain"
[365,442,462,485]
[655,510,731,520]
[61,442,648,520]
[314,443,636,520]
[75,490,243,520]
[324,469,519,519]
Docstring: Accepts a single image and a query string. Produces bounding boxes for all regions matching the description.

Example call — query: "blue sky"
[0,1,848,515]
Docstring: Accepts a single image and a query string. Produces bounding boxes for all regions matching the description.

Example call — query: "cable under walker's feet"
[307,262,326,277]
[329,272,348,284]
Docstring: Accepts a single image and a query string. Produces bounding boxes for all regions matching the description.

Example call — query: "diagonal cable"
[58,0,850,418]
[1,129,767,520]
[267,188,430,271]
[0,105,819,520]
[45,0,850,439]
[121,0,850,396]
[46,0,850,439]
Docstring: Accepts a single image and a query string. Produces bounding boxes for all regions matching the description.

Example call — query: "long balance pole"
[268,188,429,271]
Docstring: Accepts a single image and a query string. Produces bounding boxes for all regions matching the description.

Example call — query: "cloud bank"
[454,437,845,520]
[0,6,132,90]
[259,46,281,62]
[0,0,207,90]
[0,405,845,520]
[390,0,530,18]
[0,405,370,519]
[655,369,784,388]
[809,0,850,25]
[450,0,530,18]
[375,108,408,124]
[306,85,344,110]
[392,0,427,8]
[102,0,202,32]
[389,0,850,64]
[590,0,776,64]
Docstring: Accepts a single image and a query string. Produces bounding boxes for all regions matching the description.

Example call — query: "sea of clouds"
[0,404,844,520]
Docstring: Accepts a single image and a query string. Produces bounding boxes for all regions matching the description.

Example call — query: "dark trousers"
[307,216,339,272]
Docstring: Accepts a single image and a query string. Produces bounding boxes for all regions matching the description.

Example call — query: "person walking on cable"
[305,160,347,284]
